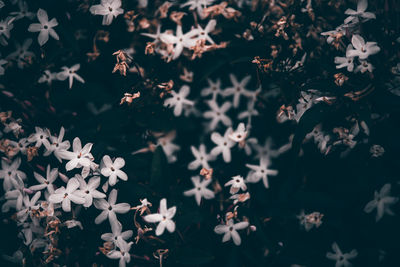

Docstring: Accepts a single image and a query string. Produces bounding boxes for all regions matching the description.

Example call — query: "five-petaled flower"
[144,198,176,236]
[183,176,215,205]
[28,9,59,46]
[214,219,249,246]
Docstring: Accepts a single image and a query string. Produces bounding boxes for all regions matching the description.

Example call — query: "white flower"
[188,144,215,170]
[326,242,358,267]
[160,25,199,60]
[321,26,345,45]
[27,127,50,148]
[228,123,248,143]
[210,127,235,163]
[144,198,176,236]
[9,137,29,155]
[246,157,278,188]
[214,219,249,246]
[238,98,259,121]
[6,38,35,69]
[43,127,71,162]
[58,137,93,171]
[164,85,194,116]
[194,19,216,44]
[0,17,14,46]
[4,177,25,211]
[334,45,355,72]
[364,183,398,222]
[355,60,374,73]
[107,237,133,267]
[222,74,253,108]
[102,219,133,244]
[16,192,41,223]
[77,176,106,208]
[29,165,58,194]
[224,175,247,194]
[38,70,57,85]
[101,155,128,186]
[28,9,59,46]
[344,0,376,24]
[10,1,35,20]
[90,0,124,26]
[180,0,215,19]
[0,157,26,191]
[201,78,222,100]
[252,137,291,159]
[204,100,232,130]
[94,189,130,225]
[156,131,180,163]
[56,64,85,89]
[48,177,86,212]
[346,34,380,60]
[183,176,215,205]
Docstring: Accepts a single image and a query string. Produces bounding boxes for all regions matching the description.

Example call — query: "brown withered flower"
[156,1,173,18]
[170,11,186,25]
[200,167,213,180]
[120,92,140,105]
[26,146,39,161]
[334,73,349,86]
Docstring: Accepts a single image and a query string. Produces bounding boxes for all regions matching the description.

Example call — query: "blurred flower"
[214,219,248,245]
[210,127,235,163]
[164,85,194,116]
[28,9,59,46]
[48,177,86,212]
[94,189,130,225]
[10,1,35,20]
[56,64,85,89]
[326,242,358,267]
[38,70,57,85]
[201,78,222,100]
[204,100,232,130]
[194,19,216,44]
[144,198,176,236]
[0,17,14,46]
[0,58,6,75]
[90,0,124,26]
[344,0,376,24]
[156,131,180,163]
[369,144,384,157]
[224,175,247,194]
[246,157,278,188]
[188,144,215,170]
[183,176,215,205]
[7,39,35,69]
[160,25,199,60]
[180,0,215,19]
[0,157,26,191]
[222,74,252,108]
[364,183,398,222]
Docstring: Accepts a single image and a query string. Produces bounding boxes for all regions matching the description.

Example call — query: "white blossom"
[364,183,398,222]
[214,219,249,246]
[326,242,358,267]
[0,157,26,191]
[246,157,278,188]
[107,237,133,267]
[224,175,247,194]
[93,189,130,225]
[28,9,59,46]
[344,0,376,24]
[58,137,93,171]
[90,0,124,26]
[29,165,58,194]
[101,155,128,186]
[56,64,85,89]
[16,192,41,223]
[210,127,235,163]
[144,198,176,236]
[43,127,70,162]
[204,100,232,130]
[188,144,215,170]
[48,177,86,212]
[201,78,222,100]
[6,38,35,69]
[222,74,253,108]
[77,175,106,208]
[27,127,50,148]
[183,176,215,205]
[346,34,380,60]
[164,85,194,116]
